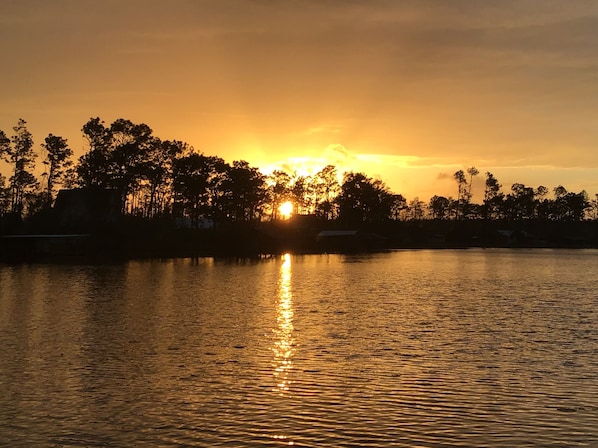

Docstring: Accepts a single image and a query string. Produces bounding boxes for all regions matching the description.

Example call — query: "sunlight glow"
[278,201,294,219]
[273,253,294,395]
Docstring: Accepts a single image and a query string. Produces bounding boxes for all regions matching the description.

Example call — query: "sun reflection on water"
[273,253,295,396]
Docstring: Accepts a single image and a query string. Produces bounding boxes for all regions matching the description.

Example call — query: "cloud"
[3,0,598,199]
[322,144,354,166]
[303,125,342,136]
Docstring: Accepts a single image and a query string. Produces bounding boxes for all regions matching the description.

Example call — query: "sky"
[1,0,597,201]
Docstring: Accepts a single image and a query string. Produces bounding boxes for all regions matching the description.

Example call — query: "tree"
[311,165,340,219]
[172,153,208,226]
[466,166,479,203]
[219,160,268,222]
[267,170,292,220]
[407,197,425,220]
[550,187,589,221]
[453,169,467,219]
[590,194,598,220]
[172,153,227,226]
[136,139,188,218]
[536,185,549,199]
[1,119,38,216]
[0,129,9,155]
[504,183,536,220]
[290,174,309,215]
[390,194,408,220]
[336,172,395,224]
[429,195,450,219]
[76,117,113,188]
[535,186,550,220]
[452,167,479,218]
[41,134,73,206]
[108,119,155,213]
[0,173,9,215]
[0,132,9,215]
[563,191,589,221]
[483,172,503,219]
[75,117,160,214]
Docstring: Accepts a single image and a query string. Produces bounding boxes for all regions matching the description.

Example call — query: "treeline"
[1,117,596,230]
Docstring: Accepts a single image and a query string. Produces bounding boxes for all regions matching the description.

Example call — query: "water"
[1,249,597,447]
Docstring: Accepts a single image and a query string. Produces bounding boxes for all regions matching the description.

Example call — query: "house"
[53,188,121,229]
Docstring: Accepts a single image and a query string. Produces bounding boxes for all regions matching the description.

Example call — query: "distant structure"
[316,229,387,252]
[53,189,121,229]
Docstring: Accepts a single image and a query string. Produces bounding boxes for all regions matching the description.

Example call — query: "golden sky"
[1,0,597,201]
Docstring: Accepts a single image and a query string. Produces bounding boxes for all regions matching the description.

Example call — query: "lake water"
[1,249,597,447]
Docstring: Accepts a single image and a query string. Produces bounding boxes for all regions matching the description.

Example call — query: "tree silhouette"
[0,132,10,215]
[589,194,598,220]
[312,165,340,220]
[41,134,73,206]
[408,197,425,220]
[136,139,186,218]
[389,194,408,220]
[429,195,450,220]
[337,172,395,224]
[466,166,479,197]
[550,187,589,221]
[453,169,467,219]
[0,173,9,215]
[267,170,292,220]
[1,119,39,216]
[219,160,267,222]
[290,174,310,216]
[483,172,503,219]
[75,118,167,214]
[172,153,227,227]
[3,113,598,247]
[76,117,113,188]
[0,130,9,155]
[504,183,536,220]
[108,119,155,213]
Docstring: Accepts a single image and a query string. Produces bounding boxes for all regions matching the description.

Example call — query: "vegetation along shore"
[1,117,597,261]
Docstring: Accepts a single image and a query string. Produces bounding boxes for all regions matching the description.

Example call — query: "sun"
[278,201,294,219]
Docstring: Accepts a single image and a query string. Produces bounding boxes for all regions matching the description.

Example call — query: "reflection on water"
[273,253,294,395]
[1,249,598,447]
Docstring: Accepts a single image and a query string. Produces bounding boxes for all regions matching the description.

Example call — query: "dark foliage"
[1,117,597,259]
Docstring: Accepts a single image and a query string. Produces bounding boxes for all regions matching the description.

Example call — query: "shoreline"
[2,219,598,263]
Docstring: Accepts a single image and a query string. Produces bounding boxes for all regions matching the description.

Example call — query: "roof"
[316,230,359,238]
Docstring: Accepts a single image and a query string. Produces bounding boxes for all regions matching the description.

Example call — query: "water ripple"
[1,250,598,446]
